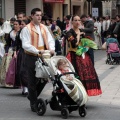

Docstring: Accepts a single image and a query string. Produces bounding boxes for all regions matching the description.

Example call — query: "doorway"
[43,3,53,18]
[73,6,81,16]
[63,4,68,17]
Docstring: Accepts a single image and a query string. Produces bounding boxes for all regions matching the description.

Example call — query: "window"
[14,0,26,15]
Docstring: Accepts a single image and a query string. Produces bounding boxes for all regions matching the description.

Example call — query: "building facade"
[86,0,120,18]
[0,0,89,20]
[1,0,120,20]
[71,0,88,16]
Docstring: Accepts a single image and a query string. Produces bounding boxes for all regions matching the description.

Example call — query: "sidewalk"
[89,55,120,106]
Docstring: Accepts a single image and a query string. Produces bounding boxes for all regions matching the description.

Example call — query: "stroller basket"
[111,53,120,57]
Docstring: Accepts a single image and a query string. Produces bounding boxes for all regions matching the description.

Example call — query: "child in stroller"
[106,38,120,64]
[35,56,88,119]
[57,58,74,81]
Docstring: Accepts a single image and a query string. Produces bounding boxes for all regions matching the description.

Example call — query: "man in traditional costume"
[20,8,55,112]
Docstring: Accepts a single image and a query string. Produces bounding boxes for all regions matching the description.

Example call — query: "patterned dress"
[65,29,102,96]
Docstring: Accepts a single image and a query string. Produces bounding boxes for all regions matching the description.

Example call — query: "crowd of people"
[0,7,119,113]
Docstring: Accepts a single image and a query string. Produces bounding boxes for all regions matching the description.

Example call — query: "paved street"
[0,50,120,120]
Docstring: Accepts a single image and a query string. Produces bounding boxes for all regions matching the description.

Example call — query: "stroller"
[106,38,120,65]
[35,56,88,119]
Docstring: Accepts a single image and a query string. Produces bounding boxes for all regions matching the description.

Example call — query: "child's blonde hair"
[57,59,67,68]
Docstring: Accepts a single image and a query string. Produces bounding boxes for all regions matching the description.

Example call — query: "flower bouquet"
[76,38,98,57]
[53,31,60,40]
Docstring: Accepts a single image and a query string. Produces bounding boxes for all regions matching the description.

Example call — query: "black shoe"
[27,95,30,100]
[24,92,28,96]
[30,103,38,112]
[22,92,28,96]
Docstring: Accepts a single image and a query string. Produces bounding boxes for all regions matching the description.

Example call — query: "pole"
[70,0,71,15]
[88,1,90,15]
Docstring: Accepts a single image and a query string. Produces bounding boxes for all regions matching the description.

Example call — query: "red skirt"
[66,52,102,96]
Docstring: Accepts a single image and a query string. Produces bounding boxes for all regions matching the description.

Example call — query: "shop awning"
[43,0,64,3]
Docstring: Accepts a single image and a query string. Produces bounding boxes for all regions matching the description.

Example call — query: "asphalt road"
[1,50,120,120]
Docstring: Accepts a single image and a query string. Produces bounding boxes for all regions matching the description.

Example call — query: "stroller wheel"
[79,106,87,117]
[36,98,47,116]
[106,60,108,64]
[111,62,113,65]
[61,108,69,119]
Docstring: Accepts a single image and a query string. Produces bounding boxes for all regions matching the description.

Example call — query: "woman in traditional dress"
[4,20,21,87]
[16,19,29,95]
[0,20,12,86]
[51,20,62,55]
[51,20,61,40]
[65,15,102,96]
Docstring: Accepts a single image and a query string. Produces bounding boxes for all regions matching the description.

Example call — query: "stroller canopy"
[106,38,119,46]
[49,56,75,75]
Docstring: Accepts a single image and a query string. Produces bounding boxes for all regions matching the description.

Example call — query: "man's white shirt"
[20,24,55,54]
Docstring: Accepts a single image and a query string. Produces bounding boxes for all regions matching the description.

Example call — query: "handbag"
[102,42,107,50]
[35,58,49,78]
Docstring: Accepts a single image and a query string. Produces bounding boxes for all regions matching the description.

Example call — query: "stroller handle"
[58,72,77,80]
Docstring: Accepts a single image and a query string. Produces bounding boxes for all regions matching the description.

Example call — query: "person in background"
[56,17,62,30]
[87,14,93,21]
[20,8,55,112]
[80,14,95,65]
[41,16,47,25]
[46,17,52,29]
[101,16,107,43]
[16,19,29,96]
[0,18,4,26]
[105,15,111,32]
[0,20,12,86]
[4,20,21,87]
[65,15,71,31]
[51,20,61,40]
[10,17,16,28]
[61,15,71,56]
[46,17,55,39]
[61,16,66,31]
[107,17,117,38]
[17,12,26,21]
[51,20,62,55]
[0,18,5,42]
[93,17,102,49]
[113,15,120,44]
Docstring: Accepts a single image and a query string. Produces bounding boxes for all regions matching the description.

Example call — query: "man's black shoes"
[30,103,38,112]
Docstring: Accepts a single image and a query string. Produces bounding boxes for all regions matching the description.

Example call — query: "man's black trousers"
[24,54,47,105]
